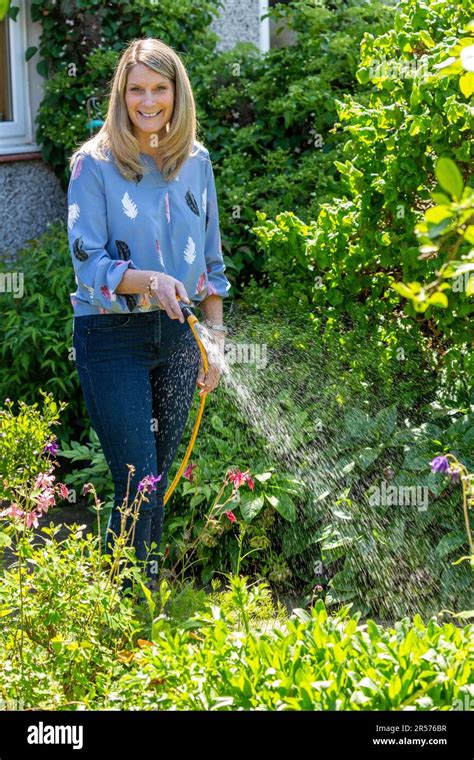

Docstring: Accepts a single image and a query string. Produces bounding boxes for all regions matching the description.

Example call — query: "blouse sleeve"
[67,152,139,313]
[203,154,232,299]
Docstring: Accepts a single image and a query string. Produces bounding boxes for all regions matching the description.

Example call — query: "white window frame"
[259,0,270,53]
[0,0,37,153]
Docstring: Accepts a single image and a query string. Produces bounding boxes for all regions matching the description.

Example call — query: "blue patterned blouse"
[67,142,232,317]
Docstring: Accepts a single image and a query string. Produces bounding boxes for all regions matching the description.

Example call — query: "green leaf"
[239,494,265,522]
[254,472,273,483]
[435,531,467,558]
[265,492,296,522]
[427,291,448,308]
[25,46,38,62]
[356,446,382,469]
[374,405,397,437]
[459,72,474,98]
[435,157,464,201]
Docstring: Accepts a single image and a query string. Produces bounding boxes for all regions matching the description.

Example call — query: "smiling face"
[125,63,175,150]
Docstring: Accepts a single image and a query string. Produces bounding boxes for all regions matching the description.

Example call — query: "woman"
[67,37,231,592]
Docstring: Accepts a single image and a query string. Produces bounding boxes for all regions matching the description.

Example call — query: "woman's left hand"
[196,335,225,395]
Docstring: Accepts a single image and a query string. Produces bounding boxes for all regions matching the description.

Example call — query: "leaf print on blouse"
[207,282,218,296]
[85,284,95,303]
[71,154,84,181]
[196,271,207,293]
[121,191,138,220]
[155,240,165,270]
[68,203,80,230]
[116,240,132,260]
[115,239,138,312]
[185,188,200,216]
[165,192,170,223]
[183,236,196,265]
[72,237,88,261]
[101,285,116,303]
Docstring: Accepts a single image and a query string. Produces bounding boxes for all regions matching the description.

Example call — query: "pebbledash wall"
[0,0,283,261]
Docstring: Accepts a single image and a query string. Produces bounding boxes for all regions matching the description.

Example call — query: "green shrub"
[0,222,85,443]
[0,391,66,502]
[2,541,472,711]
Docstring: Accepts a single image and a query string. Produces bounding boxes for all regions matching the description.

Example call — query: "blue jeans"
[72,309,201,587]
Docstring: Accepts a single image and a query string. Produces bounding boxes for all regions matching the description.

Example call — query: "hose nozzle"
[176,295,194,320]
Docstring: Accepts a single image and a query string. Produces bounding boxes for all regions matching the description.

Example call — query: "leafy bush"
[0,392,66,503]
[0,223,85,443]
[20,0,394,290]
[1,537,472,711]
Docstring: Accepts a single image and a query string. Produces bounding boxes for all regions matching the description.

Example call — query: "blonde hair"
[68,37,204,182]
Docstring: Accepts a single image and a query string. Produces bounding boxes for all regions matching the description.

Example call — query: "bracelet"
[146,274,156,298]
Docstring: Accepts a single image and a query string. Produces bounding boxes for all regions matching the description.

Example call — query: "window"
[0,0,34,152]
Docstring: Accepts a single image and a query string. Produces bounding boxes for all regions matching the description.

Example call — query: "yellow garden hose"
[163,299,209,506]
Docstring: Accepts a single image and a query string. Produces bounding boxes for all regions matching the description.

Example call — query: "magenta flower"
[183,462,197,482]
[430,455,450,473]
[100,285,112,302]
[138,473,162,493]
[225,510,236,524]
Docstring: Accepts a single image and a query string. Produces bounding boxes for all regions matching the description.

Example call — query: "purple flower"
[138,473,163,494]
[449,467,461,482]
[42,439,59,457]
[430,455,450,473]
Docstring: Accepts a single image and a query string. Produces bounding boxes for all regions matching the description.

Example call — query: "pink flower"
[0,502,41,528]
[35,489,56,514]
[34,472,55,490]
[26,511,40,529]
[183,462,197,482]
[58,483,69,499]
[82,483,92,496]
[225,510,236,524]
[227,469,254,491]
[0,503,22,520]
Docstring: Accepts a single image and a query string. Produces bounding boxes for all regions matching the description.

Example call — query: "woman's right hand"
[150,273,191,322]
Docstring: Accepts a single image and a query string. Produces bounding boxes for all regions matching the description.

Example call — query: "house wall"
[0,0,268,261]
